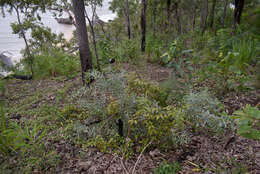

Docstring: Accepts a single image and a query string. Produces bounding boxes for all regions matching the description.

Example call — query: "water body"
[0,0,116,64]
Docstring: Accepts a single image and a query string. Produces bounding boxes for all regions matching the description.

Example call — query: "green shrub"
[183,90,233,134]
[217,37,257,75]
[98,39,116,64]
[114,38,140,63]
[0,107,26,155]
[129,98,185,149]
[127,73,169,106]
[146,34,164,64]
[232,105,260,140]
[73,71,186,152]
[32,49,79,78]
[0,107,47,156]
[154,161,182,174]
[194,29,258,94]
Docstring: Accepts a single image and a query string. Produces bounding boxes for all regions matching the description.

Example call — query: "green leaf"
[238,124,251,134]
[239,128,260,140]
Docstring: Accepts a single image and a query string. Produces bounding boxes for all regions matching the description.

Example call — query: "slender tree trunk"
[141,0,147,52]
[152,5,156,36]
[85,8,100,71]
[192,9,196,31]
[72,0,92,85]
[125,0,131,39]
[222,0,229,28]
[174,2,181,34]
[209,0,217,28]
[234,0,244,25]
[200,0,208,34]
[192,0,197,31]
[13,5,34,78]
[167,0,171,26]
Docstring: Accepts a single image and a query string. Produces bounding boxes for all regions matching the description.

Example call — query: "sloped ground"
[1,63,260,173]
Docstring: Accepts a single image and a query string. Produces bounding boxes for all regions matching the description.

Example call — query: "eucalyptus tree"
[72,0,93,85]
[222,0,229,27]
[125,0,131,39]
[141,0,147,52]
[174,0,181,34]
[167,0,171,25]
[234,0,245,26]
[84,0,103,71]
[209,0,217,29]
[0,0,53,78]
[200,0,208,34]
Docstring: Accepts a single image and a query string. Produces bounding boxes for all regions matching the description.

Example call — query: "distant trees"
[71,0,93,85]
[1,0,255,80]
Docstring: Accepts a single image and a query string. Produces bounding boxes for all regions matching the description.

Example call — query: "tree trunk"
[167,0,171,26]
[13,5,34,78]
[192,9,196,31]
[125,0,131,39]
[85,8,100,71]
[174,2,181,34]
[209,0,217,28]
[200,0,208,34]
[72,0,92,85]
[222,0,229,28]
[192,0,197,31]
[234,0,244,25]
[152,5,156,36]
[141,0,147,52]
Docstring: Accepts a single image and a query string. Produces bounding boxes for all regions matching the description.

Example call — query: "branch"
[131,142,151,174]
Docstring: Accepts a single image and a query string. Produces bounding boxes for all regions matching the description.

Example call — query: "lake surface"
[0,0,116,63]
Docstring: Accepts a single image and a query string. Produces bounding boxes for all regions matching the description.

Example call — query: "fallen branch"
[132,141,151,174]
[120,157,130,174]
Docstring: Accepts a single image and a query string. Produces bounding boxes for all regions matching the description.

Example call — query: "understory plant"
[154,161,182,174]
[232,105,260,140]
[32,49,79,78]
[0,106,60,172]
[70,70,188,153]
[195,29,259,94]
[183,90,233,134]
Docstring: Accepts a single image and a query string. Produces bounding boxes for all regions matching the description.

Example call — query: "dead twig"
[132,142,151,174]
[120,157,130,174]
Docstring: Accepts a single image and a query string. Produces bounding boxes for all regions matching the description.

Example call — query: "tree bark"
[234,0,244,25]
[221,0,229,28]
[200,0,208,34]
[125,0,131,39]
[209,0,217,28]
[141,0,147,52]
[72,0,92,85]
